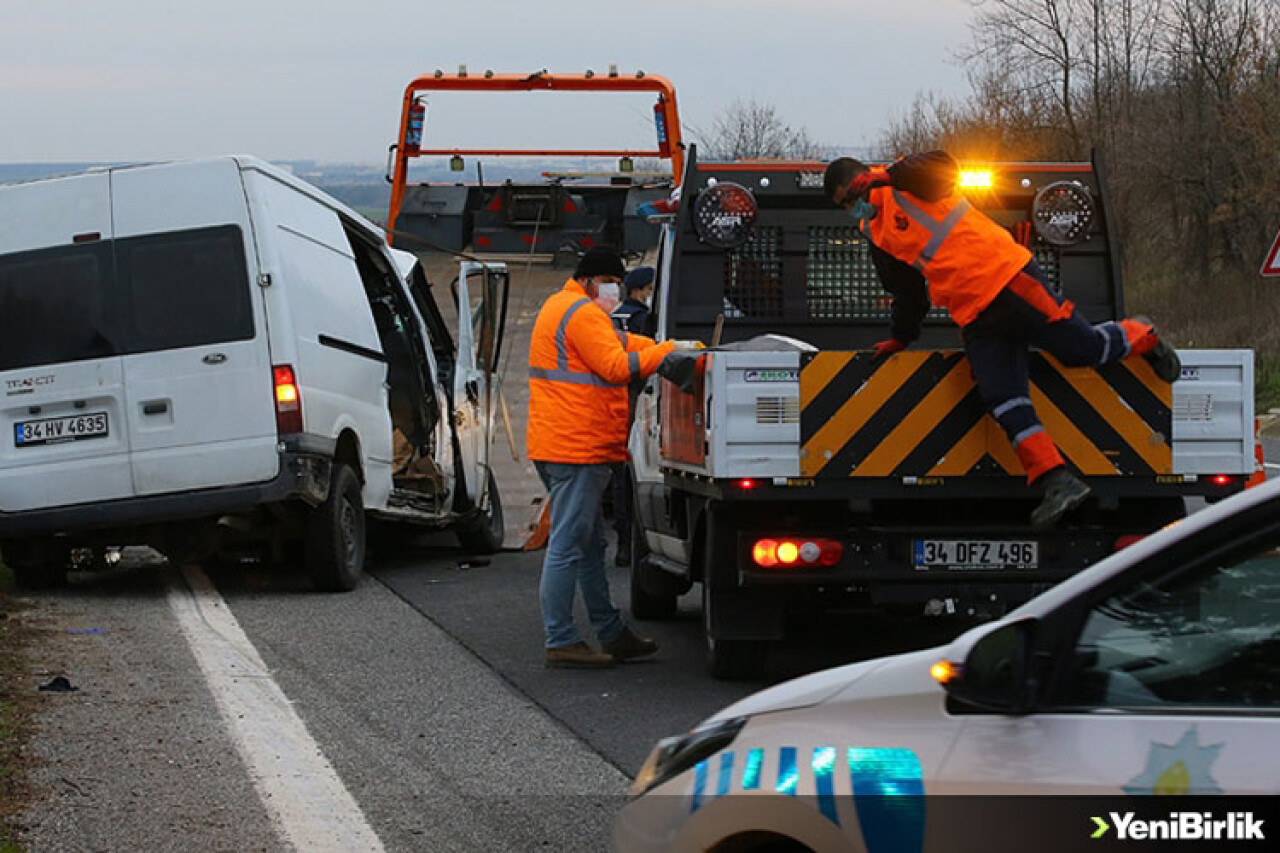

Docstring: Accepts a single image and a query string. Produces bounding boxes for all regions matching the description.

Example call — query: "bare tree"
[701,98,823,161]
[882,0,1280,396]
[961,0,1089,153]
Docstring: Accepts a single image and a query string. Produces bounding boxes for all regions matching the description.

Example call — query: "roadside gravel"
[11,563,280,853]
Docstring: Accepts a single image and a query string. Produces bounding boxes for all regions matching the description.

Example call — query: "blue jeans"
[534,461,625,649]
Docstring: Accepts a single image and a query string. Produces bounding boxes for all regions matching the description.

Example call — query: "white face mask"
[593,282,621,312]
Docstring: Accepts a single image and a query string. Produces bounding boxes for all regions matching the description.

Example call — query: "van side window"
[0,243,117,371]
[118,225,254,352]
[0,225,253,371]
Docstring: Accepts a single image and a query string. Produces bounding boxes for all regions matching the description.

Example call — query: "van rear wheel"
[2,540,70,590]
[306,464,366,592]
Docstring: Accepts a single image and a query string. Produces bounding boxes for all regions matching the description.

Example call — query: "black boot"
[1031,468,1091,529]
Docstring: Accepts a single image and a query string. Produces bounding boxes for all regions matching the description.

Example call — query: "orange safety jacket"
[527,280,676,464]
[867,185,1032,327]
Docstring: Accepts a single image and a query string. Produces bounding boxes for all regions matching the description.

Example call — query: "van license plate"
[14,412,109,447]
[913,539,1038,570]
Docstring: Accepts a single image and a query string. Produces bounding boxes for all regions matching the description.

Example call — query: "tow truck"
[385,68,685,258]
[627,147,1258,678]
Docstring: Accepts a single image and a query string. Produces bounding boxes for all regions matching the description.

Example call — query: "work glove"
[846,169,891,200]
[671,339,706,352]
[872,338,907,361]
[657,351,700,393]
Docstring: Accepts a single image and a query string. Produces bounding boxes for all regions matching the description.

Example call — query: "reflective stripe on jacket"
[867,186,1032,327]
[527,279,676,464]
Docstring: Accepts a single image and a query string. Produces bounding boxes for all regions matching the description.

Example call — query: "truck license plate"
[913,539,1038,570]
[14,412,109,447]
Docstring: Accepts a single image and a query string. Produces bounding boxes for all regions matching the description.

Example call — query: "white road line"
[167,563,385,853]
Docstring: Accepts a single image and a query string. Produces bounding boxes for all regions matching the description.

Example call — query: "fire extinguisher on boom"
[405,98,426,155]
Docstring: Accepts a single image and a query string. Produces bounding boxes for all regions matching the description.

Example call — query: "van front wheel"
[455,469,504,554]
[306,464,366,592]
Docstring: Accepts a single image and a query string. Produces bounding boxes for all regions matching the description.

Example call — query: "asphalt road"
[368,531,962,777]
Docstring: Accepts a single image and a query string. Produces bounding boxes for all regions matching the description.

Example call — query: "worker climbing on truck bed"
[824,151,1183,528]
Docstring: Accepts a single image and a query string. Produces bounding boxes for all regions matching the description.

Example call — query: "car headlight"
[629,717,748,799]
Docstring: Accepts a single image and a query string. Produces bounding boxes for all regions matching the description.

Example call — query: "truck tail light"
[273,364,303,434]
[751,538,843,568]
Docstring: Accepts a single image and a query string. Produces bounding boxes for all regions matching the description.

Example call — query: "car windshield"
[1059,531,1280,710]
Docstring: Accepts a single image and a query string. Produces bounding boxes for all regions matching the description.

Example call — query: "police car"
[616,477,1280,852]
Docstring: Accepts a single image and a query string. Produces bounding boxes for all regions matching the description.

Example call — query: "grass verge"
[0,562,31,853]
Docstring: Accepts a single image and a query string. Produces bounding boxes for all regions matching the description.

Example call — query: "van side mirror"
[941,618,1039,714]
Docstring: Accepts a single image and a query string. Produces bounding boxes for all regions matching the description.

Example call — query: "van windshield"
[0,225,253,371]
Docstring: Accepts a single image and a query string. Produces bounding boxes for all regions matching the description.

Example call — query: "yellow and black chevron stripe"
[799,350,1172,479]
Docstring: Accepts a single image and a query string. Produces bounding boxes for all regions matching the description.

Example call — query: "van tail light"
[273,364,303,434]
[751,538,843,569]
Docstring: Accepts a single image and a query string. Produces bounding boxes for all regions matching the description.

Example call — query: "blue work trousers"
[963,262,1131,447]
[534,461,625,650]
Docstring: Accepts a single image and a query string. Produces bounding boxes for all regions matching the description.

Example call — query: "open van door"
[451,261,509,512]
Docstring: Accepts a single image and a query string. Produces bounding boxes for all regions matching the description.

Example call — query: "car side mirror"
[940,618,1039,714]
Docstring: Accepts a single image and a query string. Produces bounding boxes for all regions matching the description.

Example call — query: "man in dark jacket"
[611,266,655,335]
[609,265,656,566]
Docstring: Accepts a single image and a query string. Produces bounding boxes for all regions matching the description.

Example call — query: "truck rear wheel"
[703,580,767,680]
[455,469,505,554]
[629,512,680,620]
[306,463,366,592]
[702,505,769,680]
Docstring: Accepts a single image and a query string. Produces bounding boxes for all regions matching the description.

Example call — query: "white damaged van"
[0,156,506,590]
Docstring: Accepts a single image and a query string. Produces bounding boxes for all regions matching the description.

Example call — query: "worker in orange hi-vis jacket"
[527,246,701,669]
[825,152,1182,529]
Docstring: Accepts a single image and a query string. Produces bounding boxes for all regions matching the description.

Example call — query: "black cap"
[574,247,626,280]
[624,266,655,291]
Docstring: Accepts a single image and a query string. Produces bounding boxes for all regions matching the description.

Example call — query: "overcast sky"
[2,0,978,164]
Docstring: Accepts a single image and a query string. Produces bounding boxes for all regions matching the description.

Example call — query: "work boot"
[1131,315,1182,383]
[545,642,616,669]
[1030,468,1092,529]
[602,626,659,661]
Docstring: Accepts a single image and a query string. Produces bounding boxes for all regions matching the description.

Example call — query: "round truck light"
[752,539,779,568]
[752,538,844,569]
